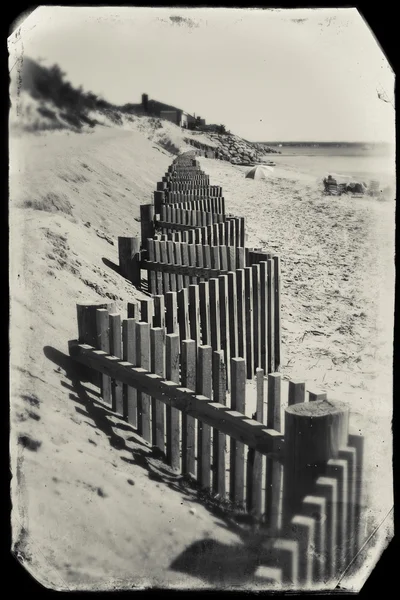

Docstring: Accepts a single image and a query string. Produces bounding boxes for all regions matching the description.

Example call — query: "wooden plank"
[315,477,338,580]
[265,456,283,532]
[348,433,365,554]
[218,275,230,390]
[136,321,151,443]
[167,240,177,292]
[244,267,254,378]
[109,313,123,415]
[181,340,197,477]
[252,264,261,372]
[273,256,281,371]
[118,237,141,287]
[174,241,184,292]
[213,223,220,246]
[140,298,154,326]
[326,458,349,572]
[165,291,178,334]
[259,262,268,373]
[140,204,155,249]
[309,391,327,402]
[247,368,265,516]
[236,247,245,269]
[180,242,190,288]
[166,333,181,471]
[338,446,357,564]
[212,350,227,497]
[267,259,275,374]
[197,345,212,490]
[146,239,157,295]
[302,495,327,582]
[230,357,246,507]
[236,269,246,360]
[228,246,236,271]
[290,515,315,586]
[188,285,201,347]
[177,288,191,347]
[122,318,137,426]
[160,240,170,293]
[96,309,112,405]
[211,245,220,270]
[188,243,197,285]
[267,373,282,432]
[209,278,221,353]
[150,327,165,454]
[127,302,138,319]
[219,245,228,271]
[153,295,165,329]
[199,281,211,346]
[154,240,163,294]
[288,380,306,406]
[69,342,284,455]
[227,272,238,361]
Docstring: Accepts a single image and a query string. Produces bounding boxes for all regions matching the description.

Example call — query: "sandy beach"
[10,126,395,590]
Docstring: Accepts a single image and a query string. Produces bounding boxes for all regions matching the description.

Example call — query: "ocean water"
[265,146,396,186]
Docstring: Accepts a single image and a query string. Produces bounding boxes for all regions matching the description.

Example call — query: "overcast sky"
[9,7,395,143]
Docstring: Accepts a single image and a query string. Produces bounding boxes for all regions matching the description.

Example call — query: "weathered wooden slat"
[68,342,284,454]
[212,350,226,498]
[244,267,254,378]
[154,240,163,294]
[218,275,230,390]
[199,281,211,346]
[197,345,212,491]
[259,262,268,373]
[153,295,165,329]
[165,291,178,334]
[96,309,112,405]
[267,258,275,373]
[165,333,181,471]
[109,314,123,415]
[140,298,154,326]
[314,476,338,580]
[146,239,157,295]
[267,373,282,432]
[122,318,137,425]
[252,264,261,373]
[160,239,170,293]
[227,272,238,361]
[288,380,306,406]
[273,256,281,371]
[177,287,190,347]
[181,340,196,478]
[188,285,201,348]
[174,241,184,292]
[136,321,151,443]
[230,357,246,507]
[150,327,165,454]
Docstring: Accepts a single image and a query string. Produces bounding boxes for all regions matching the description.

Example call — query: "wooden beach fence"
[70,299,365,588]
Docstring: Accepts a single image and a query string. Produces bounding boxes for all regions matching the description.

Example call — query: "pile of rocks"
[208,134,278,163]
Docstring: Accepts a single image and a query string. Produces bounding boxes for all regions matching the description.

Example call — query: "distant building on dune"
[139,93,203,129]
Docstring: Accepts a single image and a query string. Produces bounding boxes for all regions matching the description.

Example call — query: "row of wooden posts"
[68,152,366,587]
[70,296,364,587]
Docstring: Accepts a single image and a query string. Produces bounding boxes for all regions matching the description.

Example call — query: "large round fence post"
[140,204,155,249]
[283,400,349,524]
[118,236,141,288]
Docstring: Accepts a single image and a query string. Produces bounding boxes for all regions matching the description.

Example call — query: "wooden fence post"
[136,321,151,443]
[230,357,246,507]
[283,400,350,523]
[140,204,155,249]
[118,237,141,288]
[150,327,165,454]
[122,318,137,426]
[197,345,213,491]
[166,333,181,471]
[181,339,196,477]
[96,308,112,406]
[212,350,227,498]
[109,313,123,415]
